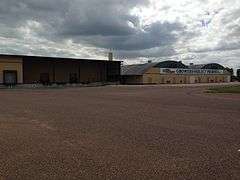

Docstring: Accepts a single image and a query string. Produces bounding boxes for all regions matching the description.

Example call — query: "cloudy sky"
[0,0,239,70]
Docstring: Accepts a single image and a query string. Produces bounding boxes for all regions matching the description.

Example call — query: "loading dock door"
[3,70,17,85]
[40,73,50,85]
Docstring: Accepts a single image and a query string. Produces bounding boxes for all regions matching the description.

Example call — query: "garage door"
[3,70,17,85]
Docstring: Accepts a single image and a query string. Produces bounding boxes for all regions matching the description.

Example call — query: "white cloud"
[129,0,240,70]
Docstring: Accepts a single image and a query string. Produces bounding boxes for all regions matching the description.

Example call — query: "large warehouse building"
[0,54,121,85]
[121,61,231,84]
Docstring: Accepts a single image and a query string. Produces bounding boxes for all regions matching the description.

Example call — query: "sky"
[0,0,239,70]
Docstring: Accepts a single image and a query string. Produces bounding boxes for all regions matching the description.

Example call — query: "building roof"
[201,63,225,69]
[188,64,206,69]
[189,63,225,70]
[154,61,188,69]
[0,54,120,63]
[121,61,227,76]
[122,61,188,75]
[121,62,158,76]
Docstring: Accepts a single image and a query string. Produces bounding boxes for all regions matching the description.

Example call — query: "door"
[173,77,176,84]
[3,70,17,85]
[190,76,195,84]
[69,73,78,83]
[40,73,50,85]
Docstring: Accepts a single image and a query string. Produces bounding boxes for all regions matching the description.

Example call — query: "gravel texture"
[0,86,239,180]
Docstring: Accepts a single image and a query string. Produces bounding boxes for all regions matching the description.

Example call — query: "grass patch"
[207,85,240,94]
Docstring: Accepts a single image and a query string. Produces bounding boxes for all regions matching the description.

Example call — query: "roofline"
[124,61,227,69]
[121,62,158,75]
[122,62,158,66]
[0,54,122,63]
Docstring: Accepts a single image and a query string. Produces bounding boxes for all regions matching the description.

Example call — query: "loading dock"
[0,54,121,85]
[3,70,18,85]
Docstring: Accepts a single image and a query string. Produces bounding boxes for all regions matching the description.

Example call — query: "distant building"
[121,61,231,84]
[237,69,240,81]
[0,54,121,85]
[237,69,240,78]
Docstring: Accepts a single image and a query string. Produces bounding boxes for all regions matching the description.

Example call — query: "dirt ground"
[0,85,239,180]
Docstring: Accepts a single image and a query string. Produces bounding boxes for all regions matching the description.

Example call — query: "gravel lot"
[0,85,239,179]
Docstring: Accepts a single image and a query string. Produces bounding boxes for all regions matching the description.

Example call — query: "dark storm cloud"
[0,0,67,24]
[0,0,147,34]
[75,22,184,51]
[58,0,148,36]
[0,0,182,56]
[59,13,139,36]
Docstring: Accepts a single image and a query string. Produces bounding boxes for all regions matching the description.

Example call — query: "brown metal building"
[0,54,121,85]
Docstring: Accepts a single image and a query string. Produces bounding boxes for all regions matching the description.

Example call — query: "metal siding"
[23,57,120,84]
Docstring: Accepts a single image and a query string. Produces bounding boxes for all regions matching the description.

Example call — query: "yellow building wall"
[0,57,23,84]
[142,67,231,84]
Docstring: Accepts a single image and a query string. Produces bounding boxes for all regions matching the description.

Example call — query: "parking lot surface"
[0,85,239,179]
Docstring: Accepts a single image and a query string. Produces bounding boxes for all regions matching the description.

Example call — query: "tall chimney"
[108,52,113,61]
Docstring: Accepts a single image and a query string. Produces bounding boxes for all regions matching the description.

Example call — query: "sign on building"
[160,68,225,75]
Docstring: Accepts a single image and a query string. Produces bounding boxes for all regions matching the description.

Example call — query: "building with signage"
[121,61,231,84]
[0,54,121,85]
